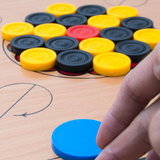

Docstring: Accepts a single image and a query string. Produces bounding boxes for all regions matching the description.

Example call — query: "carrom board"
[0,0,159,160]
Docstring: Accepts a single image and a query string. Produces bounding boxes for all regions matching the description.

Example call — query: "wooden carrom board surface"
[0,0,159,159]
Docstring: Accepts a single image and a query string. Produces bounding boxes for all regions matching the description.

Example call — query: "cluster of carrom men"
[1,3,160,77]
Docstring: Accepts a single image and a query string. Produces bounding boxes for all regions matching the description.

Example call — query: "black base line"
[38,71,106,79]
[119,0,126,6]
[47,157,60,160]
[47,157,145,160]
[103,0,115,6]
[0,16,2,23]
[134,0,148,7]
[47,157,146,160]
[2,39,106,79]
[2,40,21,66]
[103,0,148,7]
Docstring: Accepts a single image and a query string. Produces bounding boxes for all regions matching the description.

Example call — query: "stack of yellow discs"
[33,23,66,42]
[133,28,160,50]
[1,22,34,41]
[87,15,120,31]
[79,37,115,57]
[20,48,57,71]
[107,6,138,21]
[93,52,131,77]
[46,3,77,18]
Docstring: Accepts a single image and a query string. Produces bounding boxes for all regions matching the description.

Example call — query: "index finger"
[97,42,160,149]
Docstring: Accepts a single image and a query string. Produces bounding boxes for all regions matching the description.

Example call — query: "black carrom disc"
[56,14,87,28]
[25,12,56,26]
[121,16,153,32]
[77,5,106,17]
[56,50,93,73]
[45,36,79,54]
[11,35,45,55]
[115,40,151,63]
[100,27,133,43]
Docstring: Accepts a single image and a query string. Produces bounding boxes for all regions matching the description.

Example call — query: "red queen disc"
[66,25,100,42]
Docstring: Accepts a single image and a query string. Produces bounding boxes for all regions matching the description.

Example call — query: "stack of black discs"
[25,12,56,26]
[77,5,106,17]
[11,35,45,55]
[100,27,133,44]
[56,50,93,73]
[121,16,153,32]
[45,36,79,54]
[56,14,87,28]
[115,40,151,63]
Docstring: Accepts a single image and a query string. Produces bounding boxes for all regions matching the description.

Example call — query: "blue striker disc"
[52,119,102,160]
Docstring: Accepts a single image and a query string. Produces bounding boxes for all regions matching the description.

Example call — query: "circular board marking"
[0,83,53,118]
[103,0,148,7]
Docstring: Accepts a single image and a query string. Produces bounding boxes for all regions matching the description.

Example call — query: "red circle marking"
[47,68,56,71]
[89,70,99,75]
[131,63,137,68]
[66,25,99,42]
[7,43,11,51]
[15,55,20,61]
[59,70,85,76]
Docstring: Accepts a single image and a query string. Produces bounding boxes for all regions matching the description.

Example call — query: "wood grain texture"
[0,0,159,159]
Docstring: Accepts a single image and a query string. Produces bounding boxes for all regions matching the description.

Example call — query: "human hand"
[96,42,160,160]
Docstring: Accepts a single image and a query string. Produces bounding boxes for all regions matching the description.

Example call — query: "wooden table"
[0,0,158,159]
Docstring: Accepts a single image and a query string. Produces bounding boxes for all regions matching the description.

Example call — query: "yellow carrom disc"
[133,28,160,50]
[107,6,138,21]
[46,3,77,18]
[93,52,131,77]
[79,37,115,57]
[87,15,120,31]
[20,48,57,71]
[33,23,66,42]
[1,22,34,41]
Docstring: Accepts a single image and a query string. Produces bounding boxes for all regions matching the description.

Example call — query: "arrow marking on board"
[13,85,53,117]
[0,84,36,118]
[0,83,53,119]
